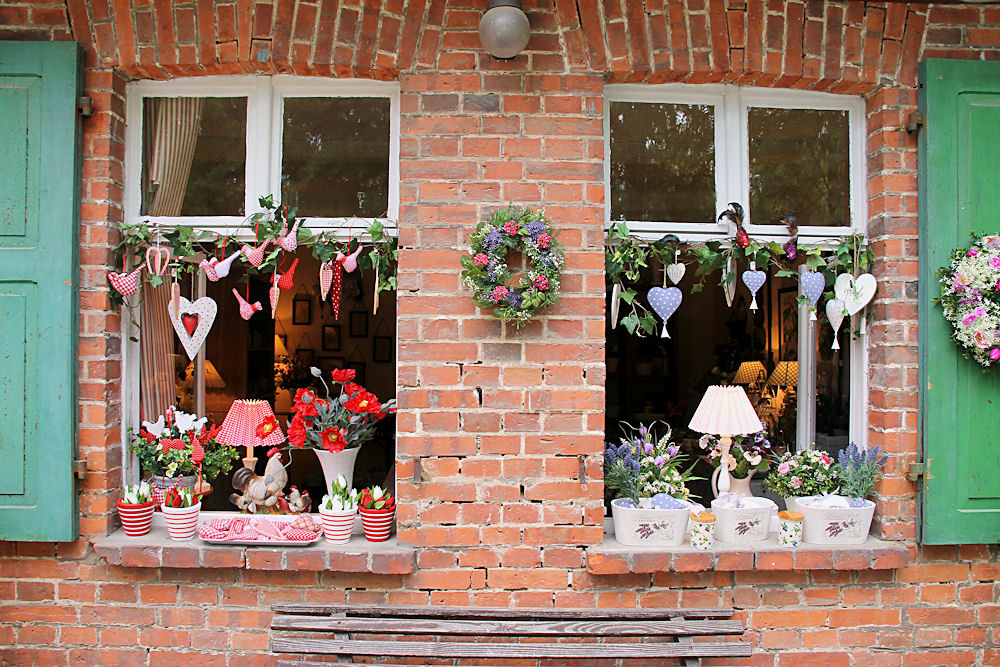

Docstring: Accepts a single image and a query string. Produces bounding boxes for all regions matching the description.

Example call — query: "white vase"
[798,496,876,545]
[783,496,803,513]
[314,447,361,493]
[610,498,692,547]
[711,468,754,498]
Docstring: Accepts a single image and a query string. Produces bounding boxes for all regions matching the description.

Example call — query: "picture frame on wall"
[319,356,345,375]
[322,324,341,351]
[292,295,312,326]
[778,286,798,363]
[350,310,368,337]
[373,336,393,363]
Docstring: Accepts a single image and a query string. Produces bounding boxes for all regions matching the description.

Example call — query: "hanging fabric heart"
[319,261,333,301]
[610,282,621,329]
[724,255,736,308]
[834,273,877,316]
[269,280,280,319]
[232,288,262,321]
[800,271,826,320]
[741,263,766,311]
[168,296,218,361]
[826,299,847,350]
[107,266,144,296]
[647,286,683,339]
[145,246,171,277]
[277,220,300,253]
[241,239,271,267]
[666,263,686,285]
[330,255,346,319]
[341,246,362,273]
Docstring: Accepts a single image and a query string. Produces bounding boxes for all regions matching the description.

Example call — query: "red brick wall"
[3,1,1000,665]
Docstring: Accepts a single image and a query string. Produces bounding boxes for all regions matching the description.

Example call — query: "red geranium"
[255,415,278,439]
[330,368,356,382]
[345,391,382,415]
[320,427,347,453]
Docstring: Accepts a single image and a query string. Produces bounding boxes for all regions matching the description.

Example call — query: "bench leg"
[670,615,701,667]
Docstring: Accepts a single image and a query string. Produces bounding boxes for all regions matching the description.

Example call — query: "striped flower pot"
[319,506,357,544]
[161,502,201,541]
[115,499,156,537]
[358,507,395,542]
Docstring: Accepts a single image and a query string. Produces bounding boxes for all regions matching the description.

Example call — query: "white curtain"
[139,97,204,421]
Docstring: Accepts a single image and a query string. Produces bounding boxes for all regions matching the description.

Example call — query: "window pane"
[281,97,390,218]
[748,107,850,227]
[609,101,716,223]
[141,97,247,217]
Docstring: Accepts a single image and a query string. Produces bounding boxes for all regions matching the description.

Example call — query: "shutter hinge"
[907,461,925,482]
[906,112,925,134]
[77,96,93,118]
[73,459,87,480]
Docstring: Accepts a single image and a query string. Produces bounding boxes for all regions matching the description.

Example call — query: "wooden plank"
[271,614,744,637]
[673,614,701,667]
[270,602,735,619]
[270,638,753,659]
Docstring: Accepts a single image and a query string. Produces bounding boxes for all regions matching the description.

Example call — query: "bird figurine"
[286,486,309,514]
[719,202,749,249]
[230,448,289,513]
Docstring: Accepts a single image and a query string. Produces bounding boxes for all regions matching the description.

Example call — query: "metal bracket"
[412,456,421,484]
[907,462,925,482]
[578,455,586,485]
[906,112,925,134]
[73,459,87,480]
[77,96,93,118]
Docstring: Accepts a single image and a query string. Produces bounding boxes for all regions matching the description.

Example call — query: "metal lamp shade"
[478,0,530,59]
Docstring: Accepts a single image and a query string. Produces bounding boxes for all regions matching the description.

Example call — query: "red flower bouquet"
[287,367,396,453]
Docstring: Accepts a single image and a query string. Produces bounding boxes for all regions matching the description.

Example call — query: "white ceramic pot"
[161,501,201,541]
[710,496,776,542]
[314,447,361,493]
[319,506,357,544]
[798,496,876,545]
[610,498,692,547]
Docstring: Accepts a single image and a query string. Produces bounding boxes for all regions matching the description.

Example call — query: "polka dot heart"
[741,269,766,310]
[800,271,826,320]
[647,286,683,338]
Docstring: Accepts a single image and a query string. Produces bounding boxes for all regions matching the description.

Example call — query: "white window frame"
[604,84,868,449]
[123,74,401,240]
[604,84,866,243]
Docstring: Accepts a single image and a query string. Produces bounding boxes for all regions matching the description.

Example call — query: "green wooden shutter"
[919,59,1000,544]
[0,42,82,541]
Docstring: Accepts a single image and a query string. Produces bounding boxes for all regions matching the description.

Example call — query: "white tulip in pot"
[798,444,887,545]
[605,422,703,547]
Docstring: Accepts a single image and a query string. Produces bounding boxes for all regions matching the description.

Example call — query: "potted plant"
[130,407,238,500]
[286,367,396,492]
[160,486,201,541]
[798,443,887,545]
[116,481,155,537]
[357,486,396,542]
[318,474,359,544]
[762,448,840,512]
[604,422,701,547]
[698,429,773,497]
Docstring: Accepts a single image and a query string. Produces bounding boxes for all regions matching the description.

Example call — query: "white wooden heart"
[666,262,686,285]
[168,296,218,361]
[834,273,877,316]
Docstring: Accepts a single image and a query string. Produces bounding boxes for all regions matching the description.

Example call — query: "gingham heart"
[319,262,334,300]
[107,266,144,296]
[198,524,228,540]
[282,528,319,541]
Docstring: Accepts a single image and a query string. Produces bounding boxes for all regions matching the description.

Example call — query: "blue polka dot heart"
[647,286,682,338]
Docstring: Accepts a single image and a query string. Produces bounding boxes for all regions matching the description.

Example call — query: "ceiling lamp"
[478,0,530,59]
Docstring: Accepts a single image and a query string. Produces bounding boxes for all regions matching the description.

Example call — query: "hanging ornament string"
[372,248,380,316]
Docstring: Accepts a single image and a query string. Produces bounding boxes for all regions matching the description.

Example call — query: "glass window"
[281,97,391,218]
[609,101,716,224]
[748,107,850,228]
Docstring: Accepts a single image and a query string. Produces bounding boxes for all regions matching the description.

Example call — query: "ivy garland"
[460,206,565,326]
[936,232,1000,368]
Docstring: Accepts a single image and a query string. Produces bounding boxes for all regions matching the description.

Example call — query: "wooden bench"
[270,602,751,666]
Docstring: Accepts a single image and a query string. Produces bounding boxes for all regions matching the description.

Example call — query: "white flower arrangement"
[320,474,359,511]
[937,233,1000,367]
[121,481,152,504]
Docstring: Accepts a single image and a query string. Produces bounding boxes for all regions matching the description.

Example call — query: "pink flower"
[534,275,549,291]
[969,249,980,256]
[536,233,551,249]
[504,220,520,235]
[991,348,1000,361]
[473,253,489,267]
[963,313,977,325]
[995,280,1000,291]
[491,286,509,302]
[819,454,831,465]
[975,306,987,318]
[790,476,803,489]
[777,462,791,475]
[990,257,1000,269]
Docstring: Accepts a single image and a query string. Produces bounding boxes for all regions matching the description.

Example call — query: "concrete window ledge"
[93,525,415,573]
[586,535,911,574]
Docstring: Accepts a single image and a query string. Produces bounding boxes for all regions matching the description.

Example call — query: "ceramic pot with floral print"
[610,497,696,547]
[710,495,775,542]
[798,496,875,545]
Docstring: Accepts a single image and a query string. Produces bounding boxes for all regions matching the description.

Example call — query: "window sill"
[586,535,910,574]
[93,524,415,574]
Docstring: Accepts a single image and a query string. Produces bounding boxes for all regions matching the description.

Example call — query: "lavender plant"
[837,443,888,500]
[604,422,699,504]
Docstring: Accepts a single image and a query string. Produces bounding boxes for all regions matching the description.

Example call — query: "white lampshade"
[689,385,763,436]
[767,361,799,387]
[733,361,767,386]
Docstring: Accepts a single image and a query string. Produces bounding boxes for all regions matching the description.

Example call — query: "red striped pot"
[358,506,395,542]
[161,502,201,541]
[319,506,357,544]
[115,499,156,537]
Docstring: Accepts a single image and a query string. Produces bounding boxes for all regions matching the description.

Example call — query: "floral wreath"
[937,232,1000,368]
[460,206,564,326]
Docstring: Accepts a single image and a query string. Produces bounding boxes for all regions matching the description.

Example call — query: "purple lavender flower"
[507,291,523,309]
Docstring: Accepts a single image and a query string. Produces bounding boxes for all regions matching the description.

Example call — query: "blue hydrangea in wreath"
[460,206,564,326]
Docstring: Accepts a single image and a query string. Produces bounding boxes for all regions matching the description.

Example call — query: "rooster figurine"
[230,448,289,513]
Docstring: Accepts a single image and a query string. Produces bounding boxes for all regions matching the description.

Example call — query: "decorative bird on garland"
[719,202,749,248]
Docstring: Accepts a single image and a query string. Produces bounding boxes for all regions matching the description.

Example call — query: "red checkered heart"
[191,441,205,464]
[198,524,228,540]
[291,514,320,533]
[282,528,319,542]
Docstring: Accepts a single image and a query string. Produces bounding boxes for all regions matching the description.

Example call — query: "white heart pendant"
[168,296,218,361]
[834,273,877,316]
[826,299,847,350]
[666,262,686,285]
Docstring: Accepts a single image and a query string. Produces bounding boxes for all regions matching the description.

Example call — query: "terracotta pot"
[115,499,156,537]
[358,506,395,542]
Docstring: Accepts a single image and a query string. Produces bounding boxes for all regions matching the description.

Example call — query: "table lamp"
[733,361,767,389]
[767,361,798,391]
[218,399,286,471]
[689,385,764,495]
